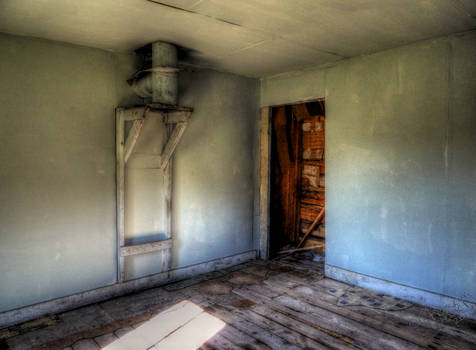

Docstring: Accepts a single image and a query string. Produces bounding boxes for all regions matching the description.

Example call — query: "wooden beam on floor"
[277,244,324,254]
[296,207,325,248]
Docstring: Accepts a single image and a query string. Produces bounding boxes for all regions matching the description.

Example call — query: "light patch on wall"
[334,144,393,176]
[232,163,239,176]
[426,223,434,254]
[443,138,448,175]
[55,242,62,261]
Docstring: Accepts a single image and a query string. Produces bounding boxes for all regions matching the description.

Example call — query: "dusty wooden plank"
[94,333,118,348]
[159,119,190,171]
[122,107,146,121]
[72,339,99,350]
[214,300,330,350]
[190,293,301,350]
[266,275,472,350]
[302,147,323,160]
[120,239,172,257]
[316,278,476,345]
[122,106,192,121]
[300,222,325,238]
[164,123,173,272]
[292,104,308,121]
[277,245,324,254]
[250,303,353,350]
[232,288,355,349]
[271,259,323,276]
[296,207,324,248]
[148,103,193,112]
[274,108,291,169]
[242,283,355,350]
[292,111,302,243]
[301,165,320,190]
[301,238,325,252]
[124,117,146,163]
[276,260,325,277]
[233,286,422,350]
[201,333,241,350]
[115,108,126,282]
[165,110,192,124]
[259,107,271,260]
[218,325,271,350]
[269,104,301,247]
[197,302,302,350]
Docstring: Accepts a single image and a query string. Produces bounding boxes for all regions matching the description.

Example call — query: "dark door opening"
[269,100,325,257]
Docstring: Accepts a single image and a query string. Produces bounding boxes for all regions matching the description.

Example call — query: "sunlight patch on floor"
[103,300,225,350]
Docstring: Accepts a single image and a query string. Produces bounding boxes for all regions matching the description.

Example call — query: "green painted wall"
[0,33,259,312]
[0,33,140,312]
[261,31,476,303]
[173,70,259,268]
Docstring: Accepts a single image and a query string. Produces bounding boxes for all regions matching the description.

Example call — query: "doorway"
[269,100,325,257]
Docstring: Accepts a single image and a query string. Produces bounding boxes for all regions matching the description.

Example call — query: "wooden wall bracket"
[115,105,192,282]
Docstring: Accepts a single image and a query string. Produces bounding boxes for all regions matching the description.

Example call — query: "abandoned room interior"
[0,1,475,349]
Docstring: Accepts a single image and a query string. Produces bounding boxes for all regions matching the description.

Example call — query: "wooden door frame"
[259,107,271,259]
[259,98,325,260]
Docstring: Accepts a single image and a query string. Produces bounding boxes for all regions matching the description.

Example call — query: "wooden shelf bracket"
[115,105,192,282]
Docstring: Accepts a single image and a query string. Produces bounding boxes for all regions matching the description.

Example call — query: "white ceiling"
[0,0,475,77]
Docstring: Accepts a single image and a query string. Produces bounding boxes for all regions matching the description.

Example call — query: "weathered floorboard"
[3,253,475,350]
[316,277,476,345]
[213,300,329,350]
[233,286,422,350]
[265,274,473,350]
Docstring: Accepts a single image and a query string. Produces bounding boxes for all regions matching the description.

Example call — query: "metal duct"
[151,42,178,105]
[130,41,179,105]
[131,74,153,98]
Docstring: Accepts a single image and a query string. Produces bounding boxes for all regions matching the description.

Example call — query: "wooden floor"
[1,252,475,350]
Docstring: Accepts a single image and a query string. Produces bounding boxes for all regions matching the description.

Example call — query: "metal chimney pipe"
[151,42,178,105]
[130,41,179,105]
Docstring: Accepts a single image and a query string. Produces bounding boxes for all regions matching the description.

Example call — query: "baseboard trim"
[0,250,257,328]
[325,264,476,319]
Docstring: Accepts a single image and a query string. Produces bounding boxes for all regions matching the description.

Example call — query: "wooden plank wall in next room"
[270,101,325,254]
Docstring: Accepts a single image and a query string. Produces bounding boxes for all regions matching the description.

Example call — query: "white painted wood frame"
[115,106,191,282]
[259,107,271,260]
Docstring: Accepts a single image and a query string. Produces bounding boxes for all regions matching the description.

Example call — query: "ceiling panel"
[0,0,474,77]
[209,38,342,77]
